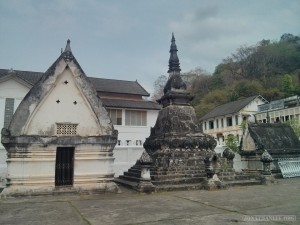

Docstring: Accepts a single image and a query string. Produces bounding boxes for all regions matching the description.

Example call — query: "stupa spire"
[157,34,192,107]
[168,33,181,73]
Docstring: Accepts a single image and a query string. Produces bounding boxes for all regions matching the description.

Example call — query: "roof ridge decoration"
[8,68,15,74]
[7,40,115,136]
[62,39,74,62]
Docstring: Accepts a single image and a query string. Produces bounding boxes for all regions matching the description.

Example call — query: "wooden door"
[55,147,74,186]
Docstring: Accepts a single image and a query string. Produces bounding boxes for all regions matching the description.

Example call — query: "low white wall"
[113,146,144,177]
[1,145,249,183]
[0,146,145,182]
[214,146,247,172]
[0,148,7,185]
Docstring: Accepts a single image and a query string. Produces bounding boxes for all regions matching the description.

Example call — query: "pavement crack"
[68,201,91,225]
[173,195,244,214]
[124,215,200,225]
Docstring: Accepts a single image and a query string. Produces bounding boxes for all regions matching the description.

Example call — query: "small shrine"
[240,122,300,176]
[1,40,119,195]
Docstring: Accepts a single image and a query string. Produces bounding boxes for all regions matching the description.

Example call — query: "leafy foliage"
[281,74,294,97]
[286,119,300,139]
[151,33,300,120]
[225,135,239,152]
[151,75,167,101]
[190,33,300,118]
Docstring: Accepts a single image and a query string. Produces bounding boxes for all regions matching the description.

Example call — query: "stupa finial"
[168,33,181,73]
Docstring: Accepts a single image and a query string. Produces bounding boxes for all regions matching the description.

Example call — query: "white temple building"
[0,40,159,195]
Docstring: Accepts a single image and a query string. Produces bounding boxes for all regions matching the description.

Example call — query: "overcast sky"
[0,0,299,94]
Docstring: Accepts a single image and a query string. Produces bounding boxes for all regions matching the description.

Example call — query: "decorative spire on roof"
[64,39,71,52]
[168,33,181,74]
[8,68,15,74]
[62,39,74,62]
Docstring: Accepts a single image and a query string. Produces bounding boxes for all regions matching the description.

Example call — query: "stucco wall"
[0,79,28,150]
[0,149,6,185]
[0,146,144,181]
[215,146,247,172]
[0,79,30,98]
[113,146,144,177]
[24,69,102,136]
[114,110,158,146]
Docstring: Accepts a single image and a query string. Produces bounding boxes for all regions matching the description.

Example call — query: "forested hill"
[181,33,300,118]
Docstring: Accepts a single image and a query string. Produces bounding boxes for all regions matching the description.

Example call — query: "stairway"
[219,170,262,187]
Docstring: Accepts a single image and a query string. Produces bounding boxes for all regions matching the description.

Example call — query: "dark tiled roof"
[200,96,263,121]
[0,69,43,85]
[89,77,149,96]
[102,98,161,110]
[0,69,149,96]
[247,123,300,153]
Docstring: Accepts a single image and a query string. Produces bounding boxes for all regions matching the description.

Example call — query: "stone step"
[152,177,206,185]
[151,170,205,176]
[151,173,206,181]
[220,176,236,181]
[236,175,258,180]
[123,171,141,178]
[224,180,262,187]
[114,178,138,190]
[220,174,261,181]
[155,183,204,192]
[153,167,206,172]
[118,175,142,183]
[128,168,142,173]
[219,172,236,176]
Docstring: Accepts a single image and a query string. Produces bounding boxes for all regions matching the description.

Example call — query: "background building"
[200,95,268,172]
[200,95,268,147]
[255,95,300,123]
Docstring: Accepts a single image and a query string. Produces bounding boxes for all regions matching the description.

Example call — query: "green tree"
[281,74,294,97]
[225,135,239,152]
[210,74,224,90]
[280,33,300,44]
[194,89,230,118]
[262,88,284,101]
[286,119,300,139]
[234,80,263,98]
[195,103,215,119]
[151,75,167,101]
[189,33,300,120]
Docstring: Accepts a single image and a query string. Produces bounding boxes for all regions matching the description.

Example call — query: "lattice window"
[56,123,78,135]
[4,98,15,129]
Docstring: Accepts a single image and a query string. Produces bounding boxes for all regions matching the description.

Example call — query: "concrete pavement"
[0,178,299,225]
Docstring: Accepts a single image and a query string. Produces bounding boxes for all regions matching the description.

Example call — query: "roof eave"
[0,73,33,89]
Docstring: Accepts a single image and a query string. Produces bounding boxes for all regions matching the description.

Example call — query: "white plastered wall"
[113,109,158,176]
[24,68,102,136]
[0,79,30,182]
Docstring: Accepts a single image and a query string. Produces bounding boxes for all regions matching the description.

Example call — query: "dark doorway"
[55,147,74,186]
